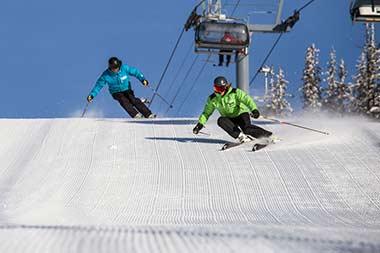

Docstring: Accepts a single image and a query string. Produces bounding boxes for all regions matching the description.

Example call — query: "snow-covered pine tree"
[335,59,351,114]
[300,43,322,113]
[373,41,380,118]
[351,23,380,118]
[266,66,277,114]
[370,55,380,117]
[269,65,275,97]
[268,67,293,116]
[351,51,368,114]
[365,23,380,118]
[323,47,338,112]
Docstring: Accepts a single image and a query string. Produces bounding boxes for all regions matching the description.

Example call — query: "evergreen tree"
[323,48,338,112]
[267,67,293,116]
[335,59,351,114]
[269,65,275,97]
[351,51,368,114]
[351,23,380,118]
[365,23,379,117]
[276,68,293,115]
[268,65,276,107]
[300,44,322,112]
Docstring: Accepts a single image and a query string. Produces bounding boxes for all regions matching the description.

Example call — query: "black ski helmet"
[213,76,229,87]
[108,57,122,70]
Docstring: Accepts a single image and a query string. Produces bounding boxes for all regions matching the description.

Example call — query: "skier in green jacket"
[193,76,272,143]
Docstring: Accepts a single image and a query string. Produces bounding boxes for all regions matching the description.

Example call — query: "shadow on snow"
[98,119,277,126]
[145,136,228,144]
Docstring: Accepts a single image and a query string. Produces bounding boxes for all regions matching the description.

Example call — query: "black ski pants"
[219,50,232,65]
[112,89,152,118]
[217,112,272,139]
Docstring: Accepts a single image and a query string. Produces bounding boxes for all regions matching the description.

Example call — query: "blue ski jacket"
[89,64,145,98]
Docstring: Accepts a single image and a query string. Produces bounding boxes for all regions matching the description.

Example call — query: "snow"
[370,106,380,113]
[0,116,379,252]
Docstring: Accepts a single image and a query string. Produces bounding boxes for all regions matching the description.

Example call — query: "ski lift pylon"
[350,0,380,22]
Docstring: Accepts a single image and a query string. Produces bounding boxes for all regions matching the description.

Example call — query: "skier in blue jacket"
[87,57,156,118]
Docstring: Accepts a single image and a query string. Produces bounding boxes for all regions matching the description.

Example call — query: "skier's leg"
[218,52,224,66]
[217,116,241,138]
[235,112,272,138]
[226,52,232,66]
[124,90,153,118]
[112,92,139,118]
[246,124,272,138]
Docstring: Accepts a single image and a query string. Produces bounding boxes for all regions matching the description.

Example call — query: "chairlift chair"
[350,0,380,22]
[195,21,250,52]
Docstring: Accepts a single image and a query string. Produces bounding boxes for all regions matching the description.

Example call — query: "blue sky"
[0,0,378,118]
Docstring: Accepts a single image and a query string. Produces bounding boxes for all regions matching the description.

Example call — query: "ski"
[252,143,268,152]
[251,135,280,152]
[221,135,280,151]
[221,141,245,150]
[220,138,255,151]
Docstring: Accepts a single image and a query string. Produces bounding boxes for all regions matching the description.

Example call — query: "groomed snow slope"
[0,117,379,253]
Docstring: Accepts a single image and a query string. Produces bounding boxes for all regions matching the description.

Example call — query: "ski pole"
[261,116,330,135]
[81,102,90,118]
[199,131,211,136]
[146,85,173,108]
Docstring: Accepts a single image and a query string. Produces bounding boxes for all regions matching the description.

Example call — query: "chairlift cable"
[149,0,207,107]
[249,33,284,86]
[149,27,186,107]
[165,53,200,115]
[249,0,317,86]
[231,0,241,16]
[168,45,199,114]
[195,0,207,10]
[166,42,194,97]
[169,0,243,113]
[157,44,194,114]
[176,55,211,114]
[298,0,316,12]
[163,1,211,115]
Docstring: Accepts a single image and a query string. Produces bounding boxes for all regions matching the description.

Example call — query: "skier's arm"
[89,76,107,98]
[125,65,145,83]
[198,98,216,125]
[236,89,260,118]
[236,89,258,111]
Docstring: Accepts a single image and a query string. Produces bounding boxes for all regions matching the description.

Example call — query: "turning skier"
[87,57,156,119]
[192,76,273,149]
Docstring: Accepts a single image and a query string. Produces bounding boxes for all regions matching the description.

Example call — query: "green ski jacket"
[198,87,258,125]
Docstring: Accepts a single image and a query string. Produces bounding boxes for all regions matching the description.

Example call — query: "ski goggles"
[213,85,228,94]
[109,61,121,70]
[109,65,120,71]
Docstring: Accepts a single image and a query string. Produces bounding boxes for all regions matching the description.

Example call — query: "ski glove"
[87,95,93,103]
[250,109,260,119]
[193,123,203,134]
[142,80,149,86]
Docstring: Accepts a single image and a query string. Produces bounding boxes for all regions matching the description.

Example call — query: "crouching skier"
[192,76,272,144]
[87,57,156,119]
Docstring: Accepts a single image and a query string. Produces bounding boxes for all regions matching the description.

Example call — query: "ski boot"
[237,132,254,143]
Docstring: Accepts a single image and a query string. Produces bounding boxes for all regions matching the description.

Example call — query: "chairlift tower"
[187,0,298,96]
[259,65,274,100]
